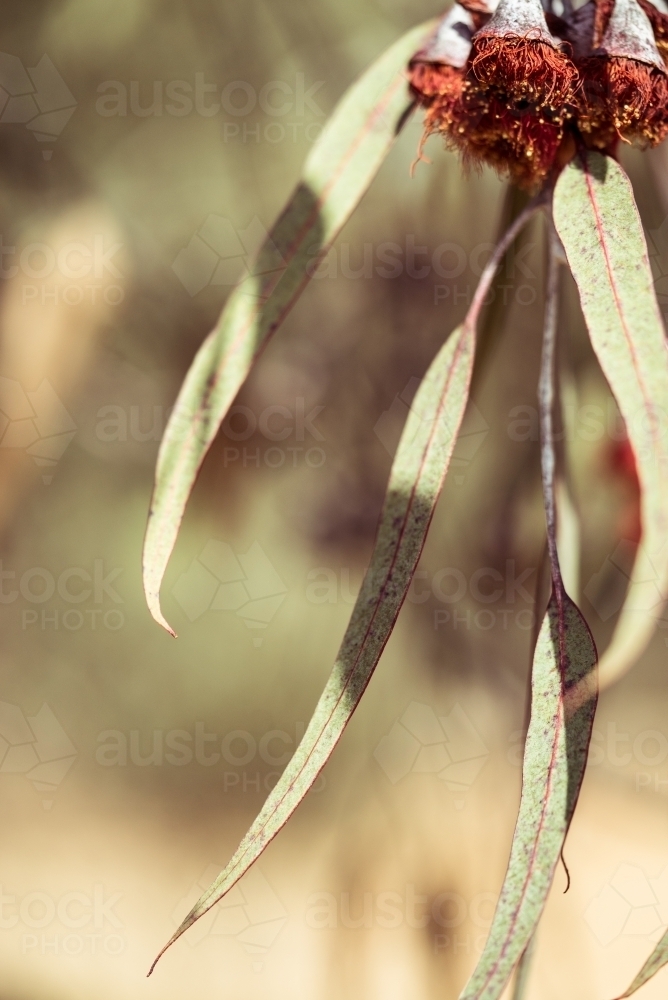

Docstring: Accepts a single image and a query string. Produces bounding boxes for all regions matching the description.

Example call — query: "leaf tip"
[147,923,188,977]
[148,597,178,638]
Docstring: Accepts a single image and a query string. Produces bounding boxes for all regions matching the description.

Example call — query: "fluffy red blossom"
[409,0,668,189]
[577,0,668,148]
[408,62,466,133]
[470,34,577,111]
[410,0,578,188]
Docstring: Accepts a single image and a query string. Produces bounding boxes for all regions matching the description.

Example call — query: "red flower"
[410,0,668,188]
[577,0,668,149]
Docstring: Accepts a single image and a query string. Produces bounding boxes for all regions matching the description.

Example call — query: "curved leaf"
[618,937,668,998]
[143,19,436,634]
[553,151,668,689]
[148,320,476,973]
[459,591,597,1000]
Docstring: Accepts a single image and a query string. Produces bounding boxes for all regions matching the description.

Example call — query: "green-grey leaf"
[459,592,597,1000]
[553,152,668,690]
[143,19,435,634]
[148,320,476,973]
[618,935,668,998]
[511,934,536,1000]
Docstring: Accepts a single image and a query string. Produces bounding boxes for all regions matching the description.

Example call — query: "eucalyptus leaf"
[618,933,668,998]
[142,19,436,634]
[553,151,668,690]
[149,319,476,973]
[459,592,597,1000]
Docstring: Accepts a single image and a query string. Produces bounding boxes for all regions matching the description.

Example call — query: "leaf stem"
[539,222,563,592]
[465,192,548,333]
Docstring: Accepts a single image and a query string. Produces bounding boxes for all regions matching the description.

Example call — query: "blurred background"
[1,1,668,998]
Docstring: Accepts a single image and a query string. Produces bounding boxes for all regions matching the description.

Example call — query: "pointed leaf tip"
[150,319,477,967]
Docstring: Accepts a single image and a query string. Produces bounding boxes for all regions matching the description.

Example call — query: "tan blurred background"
[1,2,668,998]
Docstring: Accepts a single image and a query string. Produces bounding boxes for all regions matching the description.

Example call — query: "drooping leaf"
[459,590,597,1000]
[618,934,668,998]
[143,19,436,634]
[553,151,668,689]
[148,319,476,973]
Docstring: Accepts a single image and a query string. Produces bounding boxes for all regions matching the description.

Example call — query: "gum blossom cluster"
[409,0,668,188]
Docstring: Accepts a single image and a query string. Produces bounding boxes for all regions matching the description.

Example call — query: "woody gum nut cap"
[476,0,560,46]
[598,0,666,68]
[410,4,475,69]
